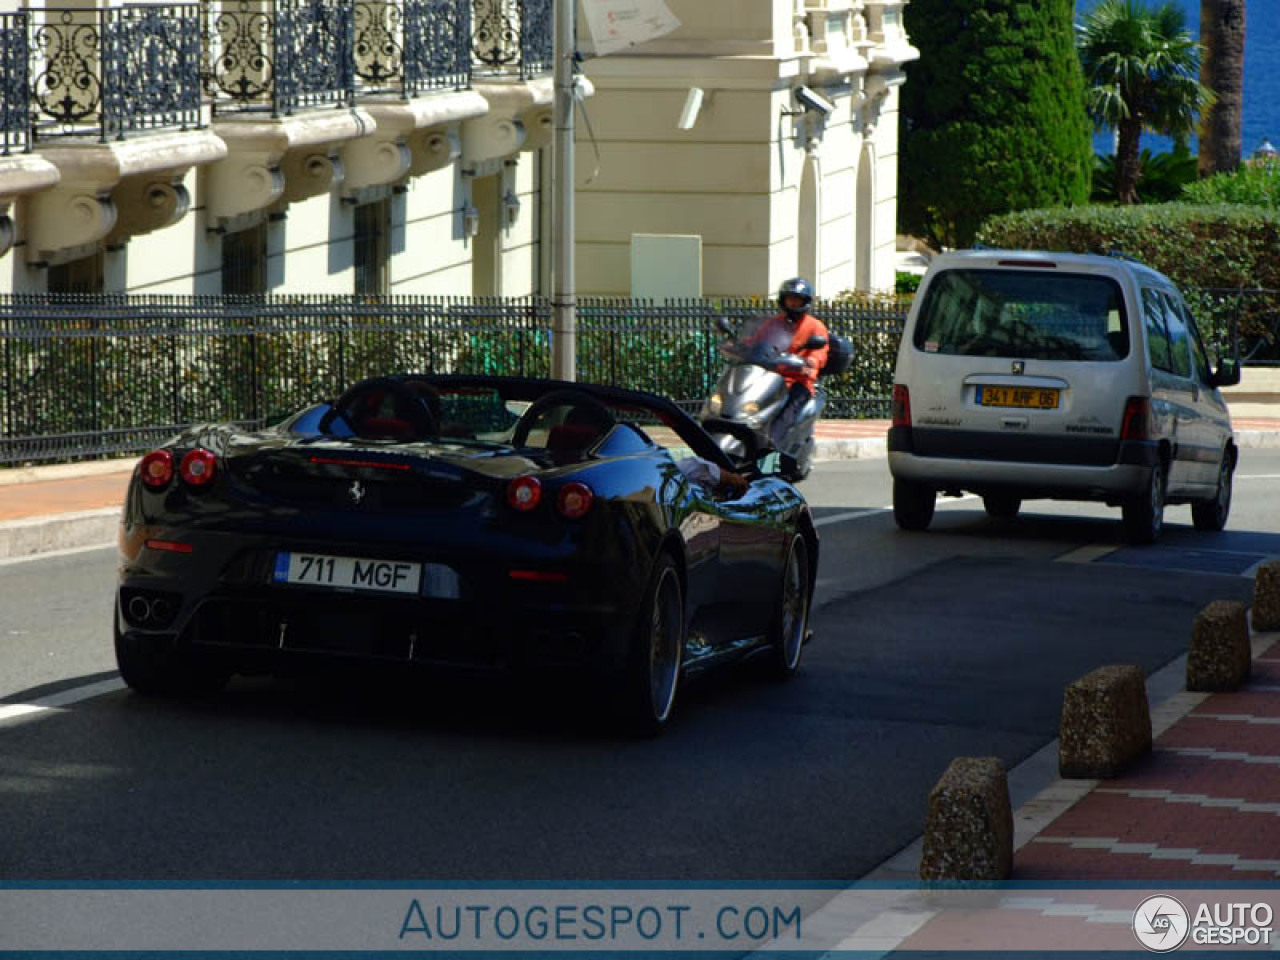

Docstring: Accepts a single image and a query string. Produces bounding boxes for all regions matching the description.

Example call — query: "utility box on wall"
[630,233,702,300]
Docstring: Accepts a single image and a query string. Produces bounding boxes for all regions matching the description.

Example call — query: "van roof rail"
[1105,249,1146,265]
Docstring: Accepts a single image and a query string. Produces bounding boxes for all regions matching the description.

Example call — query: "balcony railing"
[205,0,355,116]
[0,0,547,154]
[0,13,30,155]
[472,0,552,80]
[355,0,472,97]
[30,5,202,142]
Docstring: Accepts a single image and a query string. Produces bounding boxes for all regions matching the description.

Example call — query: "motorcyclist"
[756,277,829,449]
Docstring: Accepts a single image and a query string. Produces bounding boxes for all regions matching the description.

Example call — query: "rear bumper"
[116,526,642,679]
[888,427,1157,498]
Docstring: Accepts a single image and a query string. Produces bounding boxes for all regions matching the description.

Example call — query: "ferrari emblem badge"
[348,481,366,504]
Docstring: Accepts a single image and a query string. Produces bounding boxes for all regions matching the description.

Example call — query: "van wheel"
[1191,454,1233,532]
[1122,461,1166,545]
[983,494,1022,519]
[893,478,935,531]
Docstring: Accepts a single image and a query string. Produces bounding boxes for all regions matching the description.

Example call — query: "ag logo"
[1133,895,1190,952]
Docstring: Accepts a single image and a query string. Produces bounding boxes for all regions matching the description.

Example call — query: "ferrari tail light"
[506,476,542,512]
[891,384,912,428]
[556,482,594,520]
[179,448,218,487]
[1120,396,1152,441]
[139,449,174,489]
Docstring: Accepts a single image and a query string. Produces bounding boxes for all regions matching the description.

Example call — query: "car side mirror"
[1213,356,1241,387]
[755,450,797,477]
[717,316,734,337]
[804,335,827,351]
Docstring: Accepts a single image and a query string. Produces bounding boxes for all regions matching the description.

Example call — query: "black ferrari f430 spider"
[115,375,818,733]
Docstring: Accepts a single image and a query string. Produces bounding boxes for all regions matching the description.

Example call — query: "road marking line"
[812,493,981,528]
[0,677,125,724]
[814,508,885,527]
[1056,544,1118,564]
[0,541,116,567]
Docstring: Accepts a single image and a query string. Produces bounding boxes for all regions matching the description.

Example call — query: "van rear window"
[913,270,1129,361]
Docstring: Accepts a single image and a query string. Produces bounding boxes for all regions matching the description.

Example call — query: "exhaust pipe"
[127,595,152,624]
[150,598,173,625]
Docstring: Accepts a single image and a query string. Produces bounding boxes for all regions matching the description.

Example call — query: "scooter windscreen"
[718,316,797,367]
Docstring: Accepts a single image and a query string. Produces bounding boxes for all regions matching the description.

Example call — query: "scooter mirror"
[717,316,734,337]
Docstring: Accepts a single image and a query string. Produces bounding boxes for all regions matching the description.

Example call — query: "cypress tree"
[898,0,1093,249]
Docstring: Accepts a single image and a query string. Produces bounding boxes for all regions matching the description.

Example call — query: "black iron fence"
[0,295,907,466]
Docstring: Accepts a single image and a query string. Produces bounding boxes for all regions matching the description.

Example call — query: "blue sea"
[1077,0,1278,159]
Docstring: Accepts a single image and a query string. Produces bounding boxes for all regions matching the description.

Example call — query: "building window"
[354,198,390,295]
[222,223,267,295]
[47,251,104,293]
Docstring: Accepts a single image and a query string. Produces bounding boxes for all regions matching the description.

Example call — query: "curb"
[0,508,119,561]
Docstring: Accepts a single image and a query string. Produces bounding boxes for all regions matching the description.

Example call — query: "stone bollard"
[1252,560,1280,631]
[919,757,1012,882]
[1188,600,1252,692]
[1059,665,1151,778]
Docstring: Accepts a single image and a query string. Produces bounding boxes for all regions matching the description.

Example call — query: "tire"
[115,626,228,697]
[983,493,1022,519]
[1191,453,1234,532]
[766,536,810,679]
[1122,460,1166,545]
[620,556,684,737]
[893,478,936,531]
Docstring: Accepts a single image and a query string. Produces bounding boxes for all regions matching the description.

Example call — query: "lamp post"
[550,0,576,382]
[1253,138,1277,165]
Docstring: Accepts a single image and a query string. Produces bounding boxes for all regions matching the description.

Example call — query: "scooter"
[699,316,852,482]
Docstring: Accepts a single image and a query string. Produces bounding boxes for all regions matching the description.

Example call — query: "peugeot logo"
[1011,360,1025,375]
[348,481,366,504]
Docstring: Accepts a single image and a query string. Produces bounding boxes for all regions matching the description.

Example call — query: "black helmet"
[778,277,814,320]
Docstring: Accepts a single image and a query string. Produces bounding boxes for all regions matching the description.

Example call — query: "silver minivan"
[888,250,1240,543]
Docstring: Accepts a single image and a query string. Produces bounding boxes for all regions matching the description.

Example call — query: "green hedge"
[977,203,1280,288]
[977,204,1280,351]
[1182,163,1280,209]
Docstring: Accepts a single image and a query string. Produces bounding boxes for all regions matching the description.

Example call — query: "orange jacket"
[769,312,829,395]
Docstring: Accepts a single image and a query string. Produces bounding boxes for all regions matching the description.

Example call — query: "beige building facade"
[577,0,917,298]
[0,0,913,300]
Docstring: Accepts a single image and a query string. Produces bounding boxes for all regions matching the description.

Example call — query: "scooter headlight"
[741,402,760,417]
[708,393,723,415]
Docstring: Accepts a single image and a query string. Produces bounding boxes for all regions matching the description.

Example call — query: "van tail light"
[179,448,218,487]
[139,450,174,489]
[1120,396,1152,441]
[506,476,543,512]
[891,384,912,428]
[556,482,594,520]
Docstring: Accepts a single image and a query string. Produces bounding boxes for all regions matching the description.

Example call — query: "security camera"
[794,85,835,117]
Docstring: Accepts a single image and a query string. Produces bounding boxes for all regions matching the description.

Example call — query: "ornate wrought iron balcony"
[472,0,552,80]
[354,0,471,97]
[29,5,202,142]
[205,0,355,117]
[1,13,30,155]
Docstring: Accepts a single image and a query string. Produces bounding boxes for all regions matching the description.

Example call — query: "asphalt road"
[2,451,1279,880]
